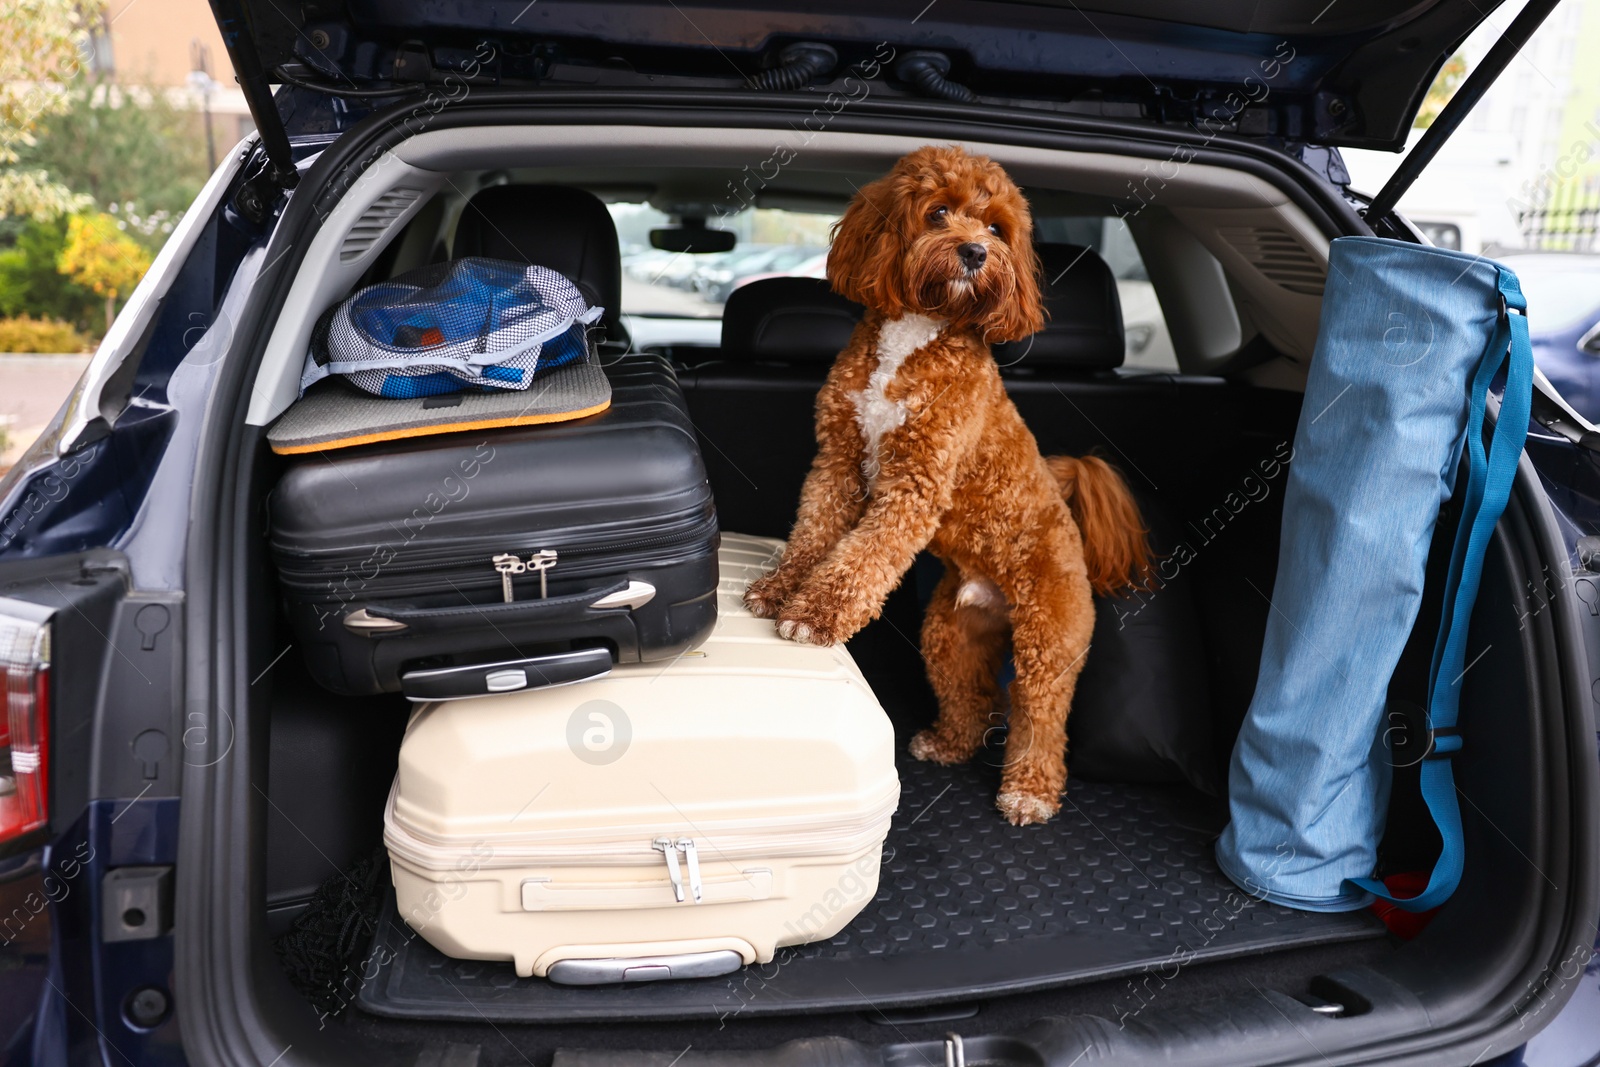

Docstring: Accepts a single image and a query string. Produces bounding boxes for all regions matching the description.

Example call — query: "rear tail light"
[0,608,50,843]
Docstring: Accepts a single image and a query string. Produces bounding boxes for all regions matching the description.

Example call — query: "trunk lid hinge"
[209,0,300,223]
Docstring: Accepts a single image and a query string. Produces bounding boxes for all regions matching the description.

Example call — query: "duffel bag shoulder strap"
[1349,267,1535,913]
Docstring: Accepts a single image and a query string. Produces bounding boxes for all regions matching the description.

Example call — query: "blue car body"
[0,1,1598,1064]
[1499,254,1600,422]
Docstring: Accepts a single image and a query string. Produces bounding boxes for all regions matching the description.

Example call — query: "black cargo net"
[273,845,388,1020]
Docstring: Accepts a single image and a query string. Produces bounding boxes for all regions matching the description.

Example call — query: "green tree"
[0,217,98,329]
[0,0,99,221]
[1416,53,1468,129]
[14,75,210,249]
[56,212,150,331]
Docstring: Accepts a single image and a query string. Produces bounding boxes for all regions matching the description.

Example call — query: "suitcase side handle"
[400,647,614,702]
[362,579,635,634]
[521,867,774,910]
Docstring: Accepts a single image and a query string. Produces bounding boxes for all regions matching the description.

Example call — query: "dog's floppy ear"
[983,225,1046,343]
[828,175,908,315]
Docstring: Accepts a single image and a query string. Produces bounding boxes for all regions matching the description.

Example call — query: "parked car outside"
[729,249,831,291]
[621,248,678,283]
[685,244,773,296]
[699,244,824,303]
[1495,252,1600,420]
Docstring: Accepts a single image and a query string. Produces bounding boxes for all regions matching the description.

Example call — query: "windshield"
[613,204,830,320]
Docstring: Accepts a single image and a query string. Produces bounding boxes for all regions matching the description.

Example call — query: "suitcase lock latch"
[652,837,703,903]
[494,550,559,602]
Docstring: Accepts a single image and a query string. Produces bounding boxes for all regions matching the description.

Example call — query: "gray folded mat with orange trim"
[267,349,611,454]
[269,258,612,454]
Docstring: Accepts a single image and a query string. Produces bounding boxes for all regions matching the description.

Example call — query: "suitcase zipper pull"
[493,553,527,603]
[653,837,685,902]
[677,839,703,903]
[525,550,559,599]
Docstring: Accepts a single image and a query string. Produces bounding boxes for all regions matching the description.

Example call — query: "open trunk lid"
[211,0,1511,155]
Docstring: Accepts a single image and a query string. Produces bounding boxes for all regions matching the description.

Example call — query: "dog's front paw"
[995,790,1060,826]
[775,613,840,646]
[909,728,981,765]
[743,572,790,619]
[774,589,853,647]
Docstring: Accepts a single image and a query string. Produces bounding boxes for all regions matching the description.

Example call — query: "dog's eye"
[929,205,948,222]
[988,223,1004,239]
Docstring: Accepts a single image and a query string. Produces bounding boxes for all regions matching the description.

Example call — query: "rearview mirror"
[650,217,736,254]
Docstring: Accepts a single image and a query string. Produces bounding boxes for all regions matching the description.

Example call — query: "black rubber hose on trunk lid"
[749,43,839,91]
[895,51,975,103]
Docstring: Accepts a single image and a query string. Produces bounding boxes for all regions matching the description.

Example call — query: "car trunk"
[252,346,1542,1059]
[168,76,1596,1063]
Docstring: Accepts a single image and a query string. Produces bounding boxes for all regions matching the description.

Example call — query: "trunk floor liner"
[357,753,1386,1022]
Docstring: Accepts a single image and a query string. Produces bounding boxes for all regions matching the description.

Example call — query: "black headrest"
[995,243,1124,371]
[721,277,863,363]
[453,185,623,330]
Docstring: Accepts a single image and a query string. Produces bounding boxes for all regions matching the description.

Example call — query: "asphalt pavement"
[0,354,91,469]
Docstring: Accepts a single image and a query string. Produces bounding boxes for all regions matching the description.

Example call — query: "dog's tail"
[1046,455,1153,597]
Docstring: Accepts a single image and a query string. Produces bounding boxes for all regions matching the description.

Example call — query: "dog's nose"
[958,242,987,271]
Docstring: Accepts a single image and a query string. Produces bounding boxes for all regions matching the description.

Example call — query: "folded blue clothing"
[302,257,603,398]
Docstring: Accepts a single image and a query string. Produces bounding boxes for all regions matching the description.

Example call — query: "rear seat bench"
[430,182,1298,758]
[674,245,1299,539]
[676,277,855,536]
[671,247,1301,762]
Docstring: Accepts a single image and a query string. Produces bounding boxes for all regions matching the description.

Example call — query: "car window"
[1033,214,1176,372]
[1499,258,1600,334]
[613,203,831,320]
[610,202,1174,370]
[1089,216,1174,372]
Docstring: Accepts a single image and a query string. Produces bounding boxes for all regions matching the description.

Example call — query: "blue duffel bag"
[1216,236,1534,913]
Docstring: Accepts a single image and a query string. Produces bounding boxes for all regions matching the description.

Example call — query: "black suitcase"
[268,355,720,700]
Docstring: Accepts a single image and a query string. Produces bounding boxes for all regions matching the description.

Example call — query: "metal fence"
[1520,178,1600,252]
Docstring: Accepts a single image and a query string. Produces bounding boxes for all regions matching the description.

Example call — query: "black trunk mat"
[357,754,1385,1022]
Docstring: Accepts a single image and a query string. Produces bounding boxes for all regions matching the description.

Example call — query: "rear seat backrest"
[718,277,864,366]
[674,278,861,535]
[679,252,1133,535]
[453,184,625,335]
[995,243,1125,373]
[709,251,1119,372]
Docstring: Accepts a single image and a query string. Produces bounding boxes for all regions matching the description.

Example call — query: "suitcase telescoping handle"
[399,647,614,702]
[353,578,656,636]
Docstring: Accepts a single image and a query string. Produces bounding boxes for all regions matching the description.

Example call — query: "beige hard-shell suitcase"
[384,533,900,982]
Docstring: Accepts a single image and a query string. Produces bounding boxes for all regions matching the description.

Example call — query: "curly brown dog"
[745,145,1152,825]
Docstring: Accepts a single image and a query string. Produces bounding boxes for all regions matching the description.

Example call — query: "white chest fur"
[852,313,945,486]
